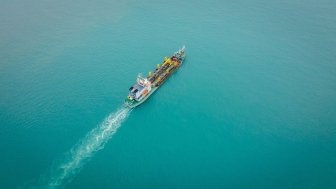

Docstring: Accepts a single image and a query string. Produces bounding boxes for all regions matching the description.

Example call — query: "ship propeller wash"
[125,46,186,108]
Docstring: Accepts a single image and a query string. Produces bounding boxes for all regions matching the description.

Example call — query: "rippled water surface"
[0,0,336,188]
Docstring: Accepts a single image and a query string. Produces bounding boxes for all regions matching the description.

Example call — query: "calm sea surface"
[1,0,336,188]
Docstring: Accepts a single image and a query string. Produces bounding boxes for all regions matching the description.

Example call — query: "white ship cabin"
[128,74,151,101]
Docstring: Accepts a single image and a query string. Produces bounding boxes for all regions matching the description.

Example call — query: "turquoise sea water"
[1,0,336,188]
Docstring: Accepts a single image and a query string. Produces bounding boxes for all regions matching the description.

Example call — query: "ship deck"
[147,57,181,87]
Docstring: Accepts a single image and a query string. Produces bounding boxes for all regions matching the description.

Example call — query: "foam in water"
[46,107,131,188]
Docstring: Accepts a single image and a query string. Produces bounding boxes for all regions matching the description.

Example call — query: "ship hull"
[125,47,185,109]
[125,60,183,108]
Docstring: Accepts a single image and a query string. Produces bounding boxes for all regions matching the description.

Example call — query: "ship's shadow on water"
[29,107,131,189]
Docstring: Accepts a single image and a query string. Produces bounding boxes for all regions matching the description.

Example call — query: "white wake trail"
[47,107,131,188]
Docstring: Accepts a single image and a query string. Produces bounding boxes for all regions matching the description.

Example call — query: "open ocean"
[1,0,336,188]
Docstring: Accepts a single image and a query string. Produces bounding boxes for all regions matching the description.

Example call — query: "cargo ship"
[125,46,186,108]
